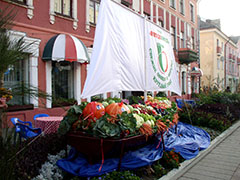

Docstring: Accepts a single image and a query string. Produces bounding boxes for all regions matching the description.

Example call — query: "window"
[190,3,195,22]
[121,0,131,7]
[171,26,176,49]
[159,19,164,28]
[144,12,151,20]
[217,58,220,70]
[191,76,195,93]
[191,37,194,50]
[179,0,184,15]
[182,72,186,94]
[54,0,72,17]
[170,0,176,9]
[4,58,30,105]
[89,0,100,24]
[10,0,26,4]
[52,61,74,100]
[180,32,184,48]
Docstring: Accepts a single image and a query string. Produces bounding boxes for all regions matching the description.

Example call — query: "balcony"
[178,48,199,64]
[216,46,221,56]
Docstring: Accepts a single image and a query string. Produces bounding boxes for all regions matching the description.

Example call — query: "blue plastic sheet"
[57,122,210,177]
[164,122,210,160]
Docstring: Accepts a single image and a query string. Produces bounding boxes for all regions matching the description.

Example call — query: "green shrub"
[152,161,167,178]
[91,170,141,180]
[15,134,67,179]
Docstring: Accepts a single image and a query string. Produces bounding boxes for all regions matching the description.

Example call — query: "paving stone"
[190,165,234,175]
[187,167,232,180]
[205,154,240,164]
[178,177,196,180]
[171,123,240,180]
[231,165,240,180]
[197,161,238,172]
[199,158,239,167]
[212,151,240,157]
[182,172,222,180]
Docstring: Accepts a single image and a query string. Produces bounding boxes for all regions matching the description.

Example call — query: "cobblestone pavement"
[178,126,240,180]
[160,120,240,180]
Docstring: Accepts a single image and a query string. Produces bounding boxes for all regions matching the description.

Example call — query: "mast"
[144,15,147,102]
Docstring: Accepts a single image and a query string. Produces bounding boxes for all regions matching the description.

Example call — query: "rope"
[98,139,104,172]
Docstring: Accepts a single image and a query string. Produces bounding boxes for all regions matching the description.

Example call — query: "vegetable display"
[58,96,179,139]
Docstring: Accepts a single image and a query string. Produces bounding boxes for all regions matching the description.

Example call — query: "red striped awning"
[42,34,90,63]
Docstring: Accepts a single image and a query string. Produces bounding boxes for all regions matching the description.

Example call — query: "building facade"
[0,0,199,122]
[200,19,240,92]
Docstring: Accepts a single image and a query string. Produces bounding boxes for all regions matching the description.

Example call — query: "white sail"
[81,0,181,98]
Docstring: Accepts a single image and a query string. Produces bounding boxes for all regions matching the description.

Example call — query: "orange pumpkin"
[105,102,130,118]
[82,101,105,121]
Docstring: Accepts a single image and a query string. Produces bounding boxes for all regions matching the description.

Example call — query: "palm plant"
[0,8,31,88]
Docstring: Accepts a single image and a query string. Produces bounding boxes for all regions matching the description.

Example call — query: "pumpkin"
[82,101,105,121]
[105,102,130,118]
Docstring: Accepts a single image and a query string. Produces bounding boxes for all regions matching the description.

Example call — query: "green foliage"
[104,97,122,103]
[90,170,141,180]
[152,161,167,178]
[0,7,15,31]
[195,91,240,106]
[93,114,121,138]
[52,97,77,107]
[58,102,87,135]
[0,129,18,180]
[127,96,144,105]
[156,91,167,97]
[15,134,67,179]
[92,112,137,138]
[179,109,230,132]
[0,7,35,88]
[8,82,51,105]
[160,150,181,169]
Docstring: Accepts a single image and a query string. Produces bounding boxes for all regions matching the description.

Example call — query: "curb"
[159,120,240,180]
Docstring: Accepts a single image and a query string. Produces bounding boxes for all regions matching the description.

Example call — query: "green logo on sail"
[149,42,173,88]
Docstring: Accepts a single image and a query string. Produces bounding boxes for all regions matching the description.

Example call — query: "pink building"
[0,0,199,123]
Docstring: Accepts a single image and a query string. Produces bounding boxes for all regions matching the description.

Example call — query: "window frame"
[54,0,73,18]
[121,0,131,8]
[51,61,74,100]
[89,0,100,25]
[4,57,31,105]
[5,30,40,107]
[10,0,27,5]
[180,31,184,48]
[179,0,185,15]
[182,71,186,94]
[170,26,176,49]
[190,2,195,23]
[217,58,220,70]
[169,0,176,10]
[50,0,78,29]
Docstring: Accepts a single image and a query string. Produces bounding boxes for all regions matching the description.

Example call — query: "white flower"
[32,149,66,180]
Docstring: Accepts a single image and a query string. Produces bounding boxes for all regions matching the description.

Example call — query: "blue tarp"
[57,122,210,177]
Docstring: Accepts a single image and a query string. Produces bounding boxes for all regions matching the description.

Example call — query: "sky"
[198,0,240,37]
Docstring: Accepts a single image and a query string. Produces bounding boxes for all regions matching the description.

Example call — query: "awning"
[42,34,90,63]
[191,67,203,77]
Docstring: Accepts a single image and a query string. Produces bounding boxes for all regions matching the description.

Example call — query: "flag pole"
[144,15,147,102]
